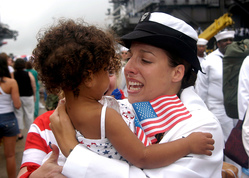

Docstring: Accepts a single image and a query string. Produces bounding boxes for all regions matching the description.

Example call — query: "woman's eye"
[142,59,152,63]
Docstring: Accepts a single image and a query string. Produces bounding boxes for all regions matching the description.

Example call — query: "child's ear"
[172,64,185,83]
[84,70,94,88]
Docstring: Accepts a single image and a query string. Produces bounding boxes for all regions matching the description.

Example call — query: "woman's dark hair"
[14,58,26,71]
[26,61,33,69]
[32,19,121,96]
[0,52,11,81]
[165,50,197,89]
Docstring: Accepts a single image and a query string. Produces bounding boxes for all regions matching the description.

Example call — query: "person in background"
[0,52,14,78]
[0,54,21,178]
[14,58,36,139]
[45,12,223,178]
[118,46,131,98]
[105,72,125,100]
[196,38,208,65]
[195,29,235,142]
[7,55,14,78]
[120,46,129,67]
[118,46,130,97]
[194,29,241,175]
[238,56,249,123]
[26,60,40,118]
[239,56,249,177]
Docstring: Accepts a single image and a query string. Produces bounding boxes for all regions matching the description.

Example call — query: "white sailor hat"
[120,46,128,52]
[214,30,235,41]
[197,38,208,45]
[121,12,201,73]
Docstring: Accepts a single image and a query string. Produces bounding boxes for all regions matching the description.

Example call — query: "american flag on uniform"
[132,94,192,146]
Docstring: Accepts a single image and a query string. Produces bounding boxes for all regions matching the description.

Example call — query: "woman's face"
[124,42,181,104]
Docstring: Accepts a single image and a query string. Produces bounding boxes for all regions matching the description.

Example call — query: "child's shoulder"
[100,96,121,113]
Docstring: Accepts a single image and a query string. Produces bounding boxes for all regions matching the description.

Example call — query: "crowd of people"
[0,10,248,178]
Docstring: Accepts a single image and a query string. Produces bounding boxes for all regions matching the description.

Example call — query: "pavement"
[0,101,47,178]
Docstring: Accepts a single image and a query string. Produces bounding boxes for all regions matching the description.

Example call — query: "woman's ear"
[172,64,185,83]
[84,70,94,88]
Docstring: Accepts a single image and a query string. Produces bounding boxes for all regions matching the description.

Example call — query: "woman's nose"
[124,56,135,75]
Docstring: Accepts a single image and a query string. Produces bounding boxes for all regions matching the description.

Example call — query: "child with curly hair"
[28,19,214,171]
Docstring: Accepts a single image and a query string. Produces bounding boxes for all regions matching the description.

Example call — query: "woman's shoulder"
[1,77,17,86]
[0,77,18,94]
[8,77,18,87]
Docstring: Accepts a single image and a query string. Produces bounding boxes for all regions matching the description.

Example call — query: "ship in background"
[0,20,18,47]
[106,0,249,50]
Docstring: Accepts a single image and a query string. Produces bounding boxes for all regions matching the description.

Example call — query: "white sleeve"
[62,88,223,178]
[8,65,14,73]
[243,105,249,157]
[143,109,223,178]
[62,114,223,178]
[238,56,249,120]
[62,144,146,178]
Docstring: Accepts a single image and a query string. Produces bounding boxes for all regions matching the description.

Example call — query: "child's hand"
[186,132,215,156]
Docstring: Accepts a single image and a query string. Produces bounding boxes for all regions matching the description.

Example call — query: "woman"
[26,60,40,118]
[0,53,21,178]
[18,12,223,177]
[14,58,36,139]
[17,18,213,178]
[48,12,224,177]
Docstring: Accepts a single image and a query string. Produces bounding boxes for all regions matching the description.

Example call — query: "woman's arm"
[17,167,27,178]
[50,100,214,169]
[105,108,214,169]
[28,72,36,102]
[10,79,21,109]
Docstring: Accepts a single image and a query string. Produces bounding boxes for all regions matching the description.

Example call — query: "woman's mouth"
[128,81,143,91]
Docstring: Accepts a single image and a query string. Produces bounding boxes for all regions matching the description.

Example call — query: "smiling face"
[124,42,184,104]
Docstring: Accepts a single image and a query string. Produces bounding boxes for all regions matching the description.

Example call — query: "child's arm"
[105,108,214,169]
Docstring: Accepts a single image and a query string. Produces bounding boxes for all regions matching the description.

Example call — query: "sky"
[0,0,112,56]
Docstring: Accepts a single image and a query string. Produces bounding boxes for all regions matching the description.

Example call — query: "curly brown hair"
[32,19,121,95]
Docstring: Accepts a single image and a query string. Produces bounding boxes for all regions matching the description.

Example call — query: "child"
[32,19,214,169]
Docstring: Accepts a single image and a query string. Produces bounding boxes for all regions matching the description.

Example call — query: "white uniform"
[62,87,224,178]
[239,56,249,174]
[195,49,234,142]
[197,52,206,65]
[238,56,249,121]
[242,105,249,178]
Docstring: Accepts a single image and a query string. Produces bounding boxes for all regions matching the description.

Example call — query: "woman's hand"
[49,99,78,157]
[29,144,66,178]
